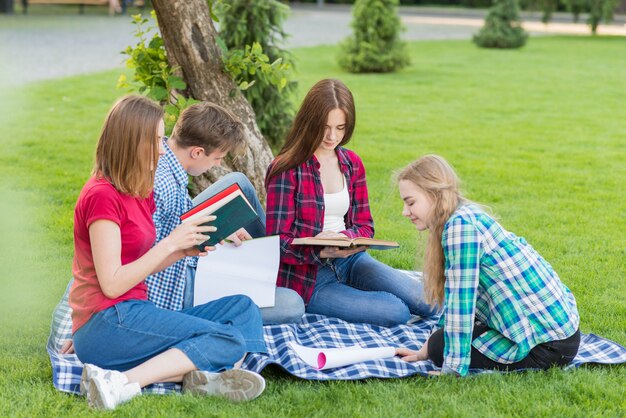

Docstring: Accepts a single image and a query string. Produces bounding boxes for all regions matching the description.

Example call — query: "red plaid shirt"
[265,147,374,303]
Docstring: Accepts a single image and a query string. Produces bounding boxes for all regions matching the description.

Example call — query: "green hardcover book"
[195,195,261,250]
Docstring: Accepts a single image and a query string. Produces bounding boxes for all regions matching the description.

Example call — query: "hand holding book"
[292,235,399,251]
[224,227,253,247]
[164,214,218,255]
[319,246,365,259]
[180,183,262,251]
[312,232,363,258]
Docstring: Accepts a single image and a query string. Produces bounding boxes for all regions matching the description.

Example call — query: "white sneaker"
[80,364,141,410]
[182,369,265,402]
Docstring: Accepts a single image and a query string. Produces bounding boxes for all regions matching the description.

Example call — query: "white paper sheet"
[288,342,396,370]
[193,235,280,308]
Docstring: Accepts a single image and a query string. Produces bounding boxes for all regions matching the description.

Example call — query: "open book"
[291,236,399,250]
[194,235,280,308]
[181,183,263,250]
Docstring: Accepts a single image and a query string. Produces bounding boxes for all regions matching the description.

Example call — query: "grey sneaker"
[81,363,141,410]
[182,369,265,402]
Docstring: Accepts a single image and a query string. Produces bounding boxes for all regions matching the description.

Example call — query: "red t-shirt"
[69,177,156,333]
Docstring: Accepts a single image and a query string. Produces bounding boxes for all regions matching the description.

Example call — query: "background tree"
[523,0,620,34]
[586,0,621,33]
[563,0,588,22]
[216,0,296,152]
[473,0,528,49]
[338,0,410,73]
[523,0,559,23]
[140,0,282,202]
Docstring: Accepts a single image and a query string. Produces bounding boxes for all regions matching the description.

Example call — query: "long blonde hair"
[93,95,164,198]
[397,155,466,306]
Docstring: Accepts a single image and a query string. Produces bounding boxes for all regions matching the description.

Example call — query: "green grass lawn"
[0,37,624,416]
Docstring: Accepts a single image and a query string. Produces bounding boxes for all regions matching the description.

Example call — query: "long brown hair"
[93,95,164,198]
[268,79,356,179]
[397,155,466,306]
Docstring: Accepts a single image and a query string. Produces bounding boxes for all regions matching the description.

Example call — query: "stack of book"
[181,183,263,250]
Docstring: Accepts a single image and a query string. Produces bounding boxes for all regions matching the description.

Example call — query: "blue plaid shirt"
[440,205,579,376]
[145,139,195,311]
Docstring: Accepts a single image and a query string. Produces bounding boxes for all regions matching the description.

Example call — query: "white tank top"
[322,178,350,232]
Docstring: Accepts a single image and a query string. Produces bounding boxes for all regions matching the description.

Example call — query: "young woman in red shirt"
[69,95,266,409]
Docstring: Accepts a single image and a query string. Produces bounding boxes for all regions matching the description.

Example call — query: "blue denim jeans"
[187,172,305,324]
[73,296,266,372]
[306,252,439,327]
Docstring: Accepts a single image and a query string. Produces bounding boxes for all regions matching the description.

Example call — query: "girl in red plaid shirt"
[265,79,437,326]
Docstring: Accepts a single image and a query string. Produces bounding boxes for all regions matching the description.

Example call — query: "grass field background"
[0,36,624,416]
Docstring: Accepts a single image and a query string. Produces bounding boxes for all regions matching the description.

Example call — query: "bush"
[586,0,620,33]
[473,0,528,49]
[118,12,198,134]
[119,4,293,140]
[217,0,296,151]
[338,0,410,73]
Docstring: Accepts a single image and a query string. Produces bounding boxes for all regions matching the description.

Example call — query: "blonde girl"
[395,155,580,376]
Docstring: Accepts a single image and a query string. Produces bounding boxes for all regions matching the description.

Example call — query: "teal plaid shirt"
[440,205,579,376]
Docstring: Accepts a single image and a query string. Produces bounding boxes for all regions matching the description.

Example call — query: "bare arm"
[90,215,216,299]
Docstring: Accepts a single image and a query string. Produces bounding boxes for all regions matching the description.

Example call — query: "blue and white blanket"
[48,278,626,395]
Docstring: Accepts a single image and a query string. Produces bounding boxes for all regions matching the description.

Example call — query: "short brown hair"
[93,95,164,198]
[171,102,246,156]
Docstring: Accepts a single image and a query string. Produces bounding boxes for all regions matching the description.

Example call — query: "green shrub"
[119,4,293,139]
[216,0,296,151]
[118,12,197,134]
[473,0,528,49]
[586,0,620,33]
[338,0,410,73]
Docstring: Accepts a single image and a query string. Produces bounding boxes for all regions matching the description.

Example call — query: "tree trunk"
[151,0,274,203]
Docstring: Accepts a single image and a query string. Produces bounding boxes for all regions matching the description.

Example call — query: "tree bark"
[152,0,274,203]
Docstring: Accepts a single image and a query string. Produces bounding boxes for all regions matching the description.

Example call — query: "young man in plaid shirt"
[146,102,304,324]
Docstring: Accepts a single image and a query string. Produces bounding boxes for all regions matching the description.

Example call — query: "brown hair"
[397,155,466,306]
[268,79,356,179]
[171,102,246,156]
[93,95,163,198]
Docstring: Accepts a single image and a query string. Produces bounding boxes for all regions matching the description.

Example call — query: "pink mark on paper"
[317,352,327,369]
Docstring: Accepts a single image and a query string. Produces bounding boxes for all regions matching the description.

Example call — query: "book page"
[292,237,352,247]
[292,236,399,250]
[288,342,396,370]
[193,235,280,308]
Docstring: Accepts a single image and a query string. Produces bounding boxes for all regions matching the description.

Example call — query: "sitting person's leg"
[306,261,411,326]
[259,287,305,325]
[191,172,265,237]
[74,298,265,408]
[341,252,439,318]
[182,264,196,309]
[180,294,267,354]
[73,300,254,373]
[427,324,581,371]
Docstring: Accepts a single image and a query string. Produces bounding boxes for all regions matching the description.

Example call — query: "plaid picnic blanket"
[48,276,626,394]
